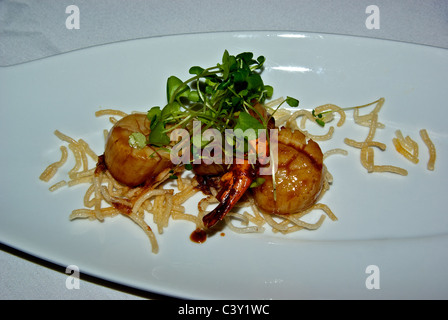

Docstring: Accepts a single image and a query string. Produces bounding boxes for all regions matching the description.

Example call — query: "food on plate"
[342,98,408,175]
[252,128,325,215]
[104,113,173,187]
[39,50,436,253]
[419,129,436,171]
[392,130,419,164]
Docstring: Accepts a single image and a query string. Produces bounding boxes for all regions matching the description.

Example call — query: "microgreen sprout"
[168,169,178,179]
[312,109,326,127]
[250,177,266,188]
[311,98,383,127]
[144,50,275,158]
[269,96,300,120]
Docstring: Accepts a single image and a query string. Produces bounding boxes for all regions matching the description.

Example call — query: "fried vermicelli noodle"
[39,107,335,253]
[419,129,436,171]
[39,52,437,254]
[40,97,437,253]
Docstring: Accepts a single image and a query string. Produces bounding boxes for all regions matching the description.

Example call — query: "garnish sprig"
[145,50,277,148]
[311,98,384,127]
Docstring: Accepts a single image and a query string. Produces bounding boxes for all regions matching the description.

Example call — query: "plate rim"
[1,30,448,299]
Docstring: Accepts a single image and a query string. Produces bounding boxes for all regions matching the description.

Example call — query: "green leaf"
[204,76,219,86]
[167,76,189,102]
[217,78,232,90]
[236,52,254,65]
[189,66,204,76]
[312,108,326,127]
[147,106,162,130]
[205,85,214,95]
[263,85,273,98]
[250,177,265,188]
[257,55,266,66]
[232,68,249,83]
[161,102,180,123]
[247,73,263,90]
[145,51,302,158]
[192,133,212,149]
[315,118,326,127]
[188,90,200,102]
[285,96,299,107]
[227,55,237,74]
[220,50,230,79]
[148,121,170,146]
[242,90,252,98]
[234,111,264,132]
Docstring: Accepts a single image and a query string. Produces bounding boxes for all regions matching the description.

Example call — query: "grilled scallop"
[104,113,172,187]
[252,128,324,215]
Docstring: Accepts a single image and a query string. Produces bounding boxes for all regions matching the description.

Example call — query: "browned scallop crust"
[252,128,324,215]
[104,113,172,187]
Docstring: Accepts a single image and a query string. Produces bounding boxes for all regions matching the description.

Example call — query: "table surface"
[1,0,447,300]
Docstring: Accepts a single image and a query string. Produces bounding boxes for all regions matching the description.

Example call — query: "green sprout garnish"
[312,109,326,127]
[168,169,178,179]
[128,132,147,149]
[250,177,266,188]
[125,51,304,200]
[145,50,275,148]
[269,96,299,119]
[311,98,384,127]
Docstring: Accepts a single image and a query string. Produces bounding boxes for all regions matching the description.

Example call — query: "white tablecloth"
[1,0,447,299]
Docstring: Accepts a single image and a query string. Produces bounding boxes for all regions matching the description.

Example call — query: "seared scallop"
[104,113,172,187]
[252,128,324,215]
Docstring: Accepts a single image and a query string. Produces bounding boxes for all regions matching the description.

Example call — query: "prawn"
[202,159,256,228]
[202,103,270,228]
[202,104,325,228]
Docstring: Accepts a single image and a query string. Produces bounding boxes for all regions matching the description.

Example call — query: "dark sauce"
[194,175,222,196]
[95,154,107,175]
[111,201,132,215]
[190,228,207,244]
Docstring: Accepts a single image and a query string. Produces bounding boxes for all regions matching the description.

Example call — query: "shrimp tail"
[202,102,271,229]
[202,161,256,229]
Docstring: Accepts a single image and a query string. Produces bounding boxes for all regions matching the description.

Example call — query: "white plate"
[1,31,447,299]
